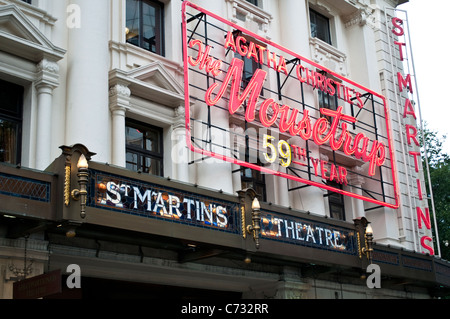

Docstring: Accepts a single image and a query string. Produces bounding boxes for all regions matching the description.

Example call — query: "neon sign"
[182,2,399,209]
[387,10,434,255]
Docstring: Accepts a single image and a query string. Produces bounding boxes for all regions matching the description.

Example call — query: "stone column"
[172,106,190,183]
[35,59,59,170]
[66,0,110,162]
[109,84,131,167]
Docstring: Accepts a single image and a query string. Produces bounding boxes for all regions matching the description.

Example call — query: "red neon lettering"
[316,73,326,92]
[345,87,354,105]
[247,42,259,63]
[267,50,278,70]
[296,65,307,83]
[199,45,222,76]
[188,40,222,76]
[299,110,312,140]
[326,78,336,96]
[224,31,236,52]
[259,98,279,127]
[205,58,266,121]
[416,207,431,229]
[256,44,266,64]
[329,164,338,183]
[416,178,423,200]
[405,125,420,146]
[335,81,343,100]
[402,98,416,119]
[320,160,329,180]
[279,105,300,134]
[394,41,406,61]
[397,72,413,94]
[277,55,288,75]
[298,147,307,160]
[339,166,348,185]
[354,92,364,109]
[392,17,404,36]
[236,36,248,56]
[420,236,435,255]
[188,39,203,66]
[409,151,421,172]
[306,69,317,88]
[317,107,355,142]
[312,117,329,145]
[311,157,320,176]
[197,55,385,174]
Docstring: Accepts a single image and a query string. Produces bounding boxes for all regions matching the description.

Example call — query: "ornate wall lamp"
[247,197,261,249]
[354,217,374,264]
[60,144,95,221]
[238,188,261,250]
[362,224,374,263]
[70,154,89,219]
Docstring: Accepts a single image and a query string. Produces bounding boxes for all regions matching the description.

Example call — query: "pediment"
[0,5,65,62]
[128,62,184,96]
[109,62,184,108]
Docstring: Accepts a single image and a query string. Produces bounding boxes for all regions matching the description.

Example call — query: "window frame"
[325,181,346,221]
[0,79,23,165]
[309,8,332,45]
[126,0,165,56]
[232,32,265,95]
[318,79,339,124]
[246,0,259,7]
[125,118,164,176]
[239,129,267,202]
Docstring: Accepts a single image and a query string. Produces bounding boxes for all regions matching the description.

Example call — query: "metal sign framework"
[182,1,399,209]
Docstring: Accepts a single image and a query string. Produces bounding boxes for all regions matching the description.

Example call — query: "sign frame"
[182,1,400,210]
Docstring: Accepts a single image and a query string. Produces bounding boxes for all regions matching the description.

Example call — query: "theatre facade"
[0,0,449,299]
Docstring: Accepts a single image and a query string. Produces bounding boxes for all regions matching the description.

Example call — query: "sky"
[398,0,450,155]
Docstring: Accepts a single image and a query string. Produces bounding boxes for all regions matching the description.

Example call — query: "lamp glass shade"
[366,224,373,235]
[77,154,89,169]
[252,197,260,210]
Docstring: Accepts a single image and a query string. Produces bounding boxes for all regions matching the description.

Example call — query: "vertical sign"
[386,8,436,255]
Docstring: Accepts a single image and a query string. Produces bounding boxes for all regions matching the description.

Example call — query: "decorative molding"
[0,4,65,62]
[226,0,273,40]
[109,84,131,99]
[344,7,376,29]
[173,105,185,130]
[310,37,348,76]
[36,59,59,74]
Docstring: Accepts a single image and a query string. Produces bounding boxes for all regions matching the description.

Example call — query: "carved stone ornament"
[109,84,131,98]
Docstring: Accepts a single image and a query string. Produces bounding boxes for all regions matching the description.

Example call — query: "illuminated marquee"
[90,170,240,233]
[182,2,399,209]
[260,210,356,254]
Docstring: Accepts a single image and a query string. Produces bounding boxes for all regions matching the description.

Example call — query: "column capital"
[36,58,60,90]
[173,105,185,130]
[348,165,366,186]
[109,84,131,113]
